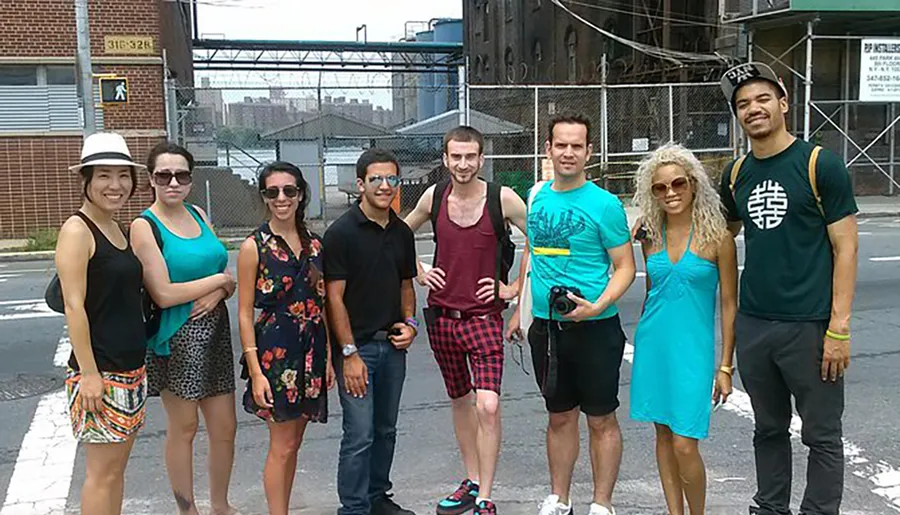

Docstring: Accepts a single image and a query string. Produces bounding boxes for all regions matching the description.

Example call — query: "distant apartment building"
[226,97,291,133]
[195,77,224,127]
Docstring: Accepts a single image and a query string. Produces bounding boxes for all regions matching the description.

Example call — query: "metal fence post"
[533,86,540,181]
[458,65,466,126]
[601,54,608,172]
[205,179,212,226]
[891,103,897,196]
[668,84,675,143]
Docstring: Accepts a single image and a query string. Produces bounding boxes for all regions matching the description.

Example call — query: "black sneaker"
[436,479,479,515]
[372,493,416,515]
[474,500,496,515]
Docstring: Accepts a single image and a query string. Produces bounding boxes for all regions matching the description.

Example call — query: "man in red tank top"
[405,127,528,515]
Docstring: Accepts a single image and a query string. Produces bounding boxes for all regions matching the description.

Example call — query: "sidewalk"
[1,195,898,262]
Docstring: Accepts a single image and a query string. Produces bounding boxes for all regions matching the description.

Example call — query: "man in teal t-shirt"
[718,62,859,515]
[508,113,636,515]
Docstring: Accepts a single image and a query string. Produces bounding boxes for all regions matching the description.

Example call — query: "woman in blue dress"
[236,162,335,515]
[630,143,738,515]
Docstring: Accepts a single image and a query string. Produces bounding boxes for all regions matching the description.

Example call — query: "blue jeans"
[336,339,407,515]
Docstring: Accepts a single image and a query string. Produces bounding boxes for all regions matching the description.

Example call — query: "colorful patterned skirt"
[65,367,147,443]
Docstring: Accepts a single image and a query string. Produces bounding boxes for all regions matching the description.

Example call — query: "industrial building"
[0,0,193,238]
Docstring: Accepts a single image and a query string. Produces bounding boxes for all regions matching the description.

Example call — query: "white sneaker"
[538,495,573,515]
[587,503,615,515]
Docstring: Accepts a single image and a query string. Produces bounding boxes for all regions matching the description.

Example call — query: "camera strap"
[543,294,560,398]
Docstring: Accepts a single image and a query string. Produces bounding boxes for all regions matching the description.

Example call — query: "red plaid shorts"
[426,312,505,399]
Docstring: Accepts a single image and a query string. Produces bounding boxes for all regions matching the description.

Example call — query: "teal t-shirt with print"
[527,181,631,321]
[719,139,858,321]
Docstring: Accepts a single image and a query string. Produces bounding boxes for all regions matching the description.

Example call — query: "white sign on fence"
[859,38,900,102]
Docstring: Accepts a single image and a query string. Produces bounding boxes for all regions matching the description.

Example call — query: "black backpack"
[430,178,516,305]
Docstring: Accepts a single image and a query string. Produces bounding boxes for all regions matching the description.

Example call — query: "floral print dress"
[240,224,328,423]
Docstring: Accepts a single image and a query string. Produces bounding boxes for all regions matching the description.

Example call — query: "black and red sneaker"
[474,500,496,515]
[435,479,479,515]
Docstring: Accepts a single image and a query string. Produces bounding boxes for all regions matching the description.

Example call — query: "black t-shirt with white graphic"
[719,139,858,321]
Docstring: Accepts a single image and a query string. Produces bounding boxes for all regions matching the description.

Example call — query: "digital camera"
[549,286,583,315]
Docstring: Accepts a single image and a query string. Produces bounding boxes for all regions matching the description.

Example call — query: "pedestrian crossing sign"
[99,77,129,105]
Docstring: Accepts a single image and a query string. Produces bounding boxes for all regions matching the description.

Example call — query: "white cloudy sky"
[195,0,463,108]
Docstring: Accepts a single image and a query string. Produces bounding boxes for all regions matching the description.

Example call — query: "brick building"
[0,0,192,238]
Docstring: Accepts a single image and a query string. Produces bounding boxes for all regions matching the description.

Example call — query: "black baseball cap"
[720,62,788,113]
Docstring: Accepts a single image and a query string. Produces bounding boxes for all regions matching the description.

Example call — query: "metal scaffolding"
[746,21,900,195]
[192,39,463,73]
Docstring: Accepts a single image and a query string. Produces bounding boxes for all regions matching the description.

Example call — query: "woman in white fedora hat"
[56,131,149,515]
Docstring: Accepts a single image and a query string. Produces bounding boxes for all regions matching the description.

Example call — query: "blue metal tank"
[432,19,463,116]
[415,30,436,122]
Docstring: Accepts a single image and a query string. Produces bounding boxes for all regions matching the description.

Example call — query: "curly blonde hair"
[631,143,728,252]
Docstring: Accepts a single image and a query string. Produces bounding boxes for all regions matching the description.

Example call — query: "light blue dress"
[630,224,719,439]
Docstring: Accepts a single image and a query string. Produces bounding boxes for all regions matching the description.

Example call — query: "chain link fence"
[467,83,737,196]
[168,82,737,235]
[170,84,464,235]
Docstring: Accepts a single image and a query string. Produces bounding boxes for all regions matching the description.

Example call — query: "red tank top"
[428,185,500,315]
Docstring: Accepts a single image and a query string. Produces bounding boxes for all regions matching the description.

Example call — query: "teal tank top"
[143,205,228,356]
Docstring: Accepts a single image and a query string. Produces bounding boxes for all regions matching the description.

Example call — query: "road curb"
[858,211,900,220]
[0,251,55,263]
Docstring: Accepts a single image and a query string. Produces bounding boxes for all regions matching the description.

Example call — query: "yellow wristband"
[825,330,850,341]
[719,366,734,376]
[242,347,258,354]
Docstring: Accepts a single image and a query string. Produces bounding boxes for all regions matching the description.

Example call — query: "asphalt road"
[0,218,899,514]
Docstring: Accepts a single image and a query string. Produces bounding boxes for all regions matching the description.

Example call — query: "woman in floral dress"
[236,161,334,515]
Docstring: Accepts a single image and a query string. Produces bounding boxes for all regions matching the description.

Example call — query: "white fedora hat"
[68,132,147,173]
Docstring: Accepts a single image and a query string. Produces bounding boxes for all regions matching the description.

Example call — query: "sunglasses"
[261,185,301,199]
[152,170,192,186]
[651,176,690,199]
[366,175,401,188]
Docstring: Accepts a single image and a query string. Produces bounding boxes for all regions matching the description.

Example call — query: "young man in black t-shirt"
[718,63,859,515]
[324,148,419,515]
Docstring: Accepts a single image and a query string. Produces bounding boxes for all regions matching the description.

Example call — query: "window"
[504,47,515,83]
[46,66,76,85]
[475,55,485,82]
[566,28,578,83]
[0,66,38,86]
[505,0,514,22]
[534,0,542,10]
[482,1,491,42]
[534,40,543,63]
[0,64,101,132]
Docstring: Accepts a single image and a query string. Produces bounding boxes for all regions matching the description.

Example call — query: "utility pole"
[75,0,96,135]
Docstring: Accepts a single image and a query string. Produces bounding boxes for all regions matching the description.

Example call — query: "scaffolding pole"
[803,21,814,141]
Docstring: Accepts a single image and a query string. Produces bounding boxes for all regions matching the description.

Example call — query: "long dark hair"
[257,161,311,245]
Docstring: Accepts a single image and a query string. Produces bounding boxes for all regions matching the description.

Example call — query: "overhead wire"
[561,0,738,30]
[550,0,735,65]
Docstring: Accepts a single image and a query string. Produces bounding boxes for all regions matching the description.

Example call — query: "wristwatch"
[405,317,420,330]
[342,343,359,357]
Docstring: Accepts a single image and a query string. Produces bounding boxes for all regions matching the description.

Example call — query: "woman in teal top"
[630,143,738,515]
[130,142,237,515]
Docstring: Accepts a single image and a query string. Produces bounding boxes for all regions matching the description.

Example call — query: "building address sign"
[104,36,155,55]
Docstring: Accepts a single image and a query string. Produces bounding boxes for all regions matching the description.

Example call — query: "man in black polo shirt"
[324,147,419,515]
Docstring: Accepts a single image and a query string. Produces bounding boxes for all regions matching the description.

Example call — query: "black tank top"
[67,211,147,372]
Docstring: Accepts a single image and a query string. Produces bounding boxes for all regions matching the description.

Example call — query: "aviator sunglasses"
[261,185,301,199]
[152,169,193,186]
[366,175,401,188]
[651,176,690,199]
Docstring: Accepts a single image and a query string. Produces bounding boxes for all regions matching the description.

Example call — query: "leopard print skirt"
[146,301,235,401]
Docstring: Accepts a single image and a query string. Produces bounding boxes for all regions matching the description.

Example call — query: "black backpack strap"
[486,182,505,305]
[138,213,164,251]
[430,179,451,266]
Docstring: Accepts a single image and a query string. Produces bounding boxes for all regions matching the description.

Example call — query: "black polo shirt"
[323,203,417,343]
